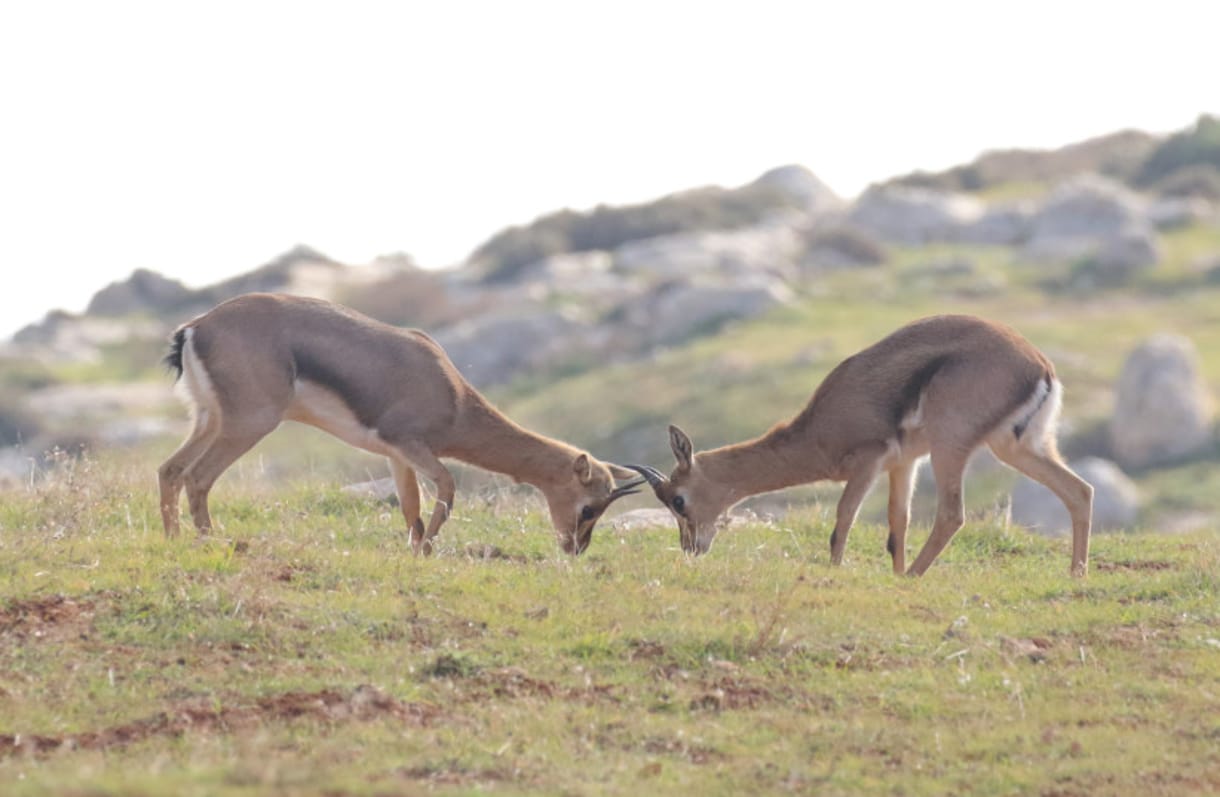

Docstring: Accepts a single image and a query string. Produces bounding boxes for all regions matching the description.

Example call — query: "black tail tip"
[164,328,186,378]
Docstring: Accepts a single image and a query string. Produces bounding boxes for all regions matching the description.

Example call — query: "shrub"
[1135,114,1220,187]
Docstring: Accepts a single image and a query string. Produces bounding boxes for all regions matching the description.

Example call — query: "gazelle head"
[626,425,734,555]
[546,454,643,555]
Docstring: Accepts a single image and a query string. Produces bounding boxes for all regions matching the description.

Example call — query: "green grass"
[1,460,1218,795]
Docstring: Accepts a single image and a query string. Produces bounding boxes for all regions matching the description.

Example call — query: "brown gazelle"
[628,315,1093,576]
[158,293,642,554]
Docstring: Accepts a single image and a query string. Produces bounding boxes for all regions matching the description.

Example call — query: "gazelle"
[158,293,642,554]
[628,315,1093,576]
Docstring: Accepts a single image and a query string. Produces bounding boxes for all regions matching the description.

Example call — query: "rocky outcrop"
[961,202,1035,245]
[434,308,594,388]
[750,164,844,213]
[11,312,166,362]
[613,222,805,281]
[1011,457,1140,536]
[86,269,193,317]
[199,245,345,305]
[1146,195,1215,229]
[511,250,640,304]
[615,277,792,348]
[1022,176,1160,277]
[1110,334,1215,469]
[847,185,985,244]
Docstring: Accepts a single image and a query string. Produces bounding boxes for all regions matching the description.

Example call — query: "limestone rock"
[750,165,844,213]
[847,185,985,244]
[960,202,1035,246]
[1110,334,1215,469]
[433,309,591,388]
[617,277,792,346]
[1023,175,1160,277]
[613,224,804,281]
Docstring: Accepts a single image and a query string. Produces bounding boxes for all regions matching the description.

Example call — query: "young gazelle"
[628,315,1093,576]
[158,293,641,554]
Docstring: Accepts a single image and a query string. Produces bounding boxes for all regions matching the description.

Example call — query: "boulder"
[1110,334,1215,469]
[517,250,613,282]
[750,165,844,213]
[847,185,985,244]
[512,250,640,303]
[1023,175,1160,276]
[1146,195,1215,229]
[960,202,1035,245]
[609,508,674,533]
[1011,457,1139,536]
[433,308,593,388]
[617,277,792,346]
[612,223,804,281]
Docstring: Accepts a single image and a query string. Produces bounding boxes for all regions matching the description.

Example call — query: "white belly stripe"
[285,379,396,457]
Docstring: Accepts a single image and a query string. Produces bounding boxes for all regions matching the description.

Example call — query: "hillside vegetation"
[890,114,1220,199]
[1,459,1218,795]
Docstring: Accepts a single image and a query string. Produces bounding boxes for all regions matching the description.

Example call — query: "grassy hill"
[1,458,1218,795]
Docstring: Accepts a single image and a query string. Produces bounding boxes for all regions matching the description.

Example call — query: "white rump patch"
[176,327,221,423]
[1007,378,1062,453]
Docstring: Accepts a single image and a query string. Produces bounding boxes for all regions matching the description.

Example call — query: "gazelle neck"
[441,393,576,490]
[699,419,831,501]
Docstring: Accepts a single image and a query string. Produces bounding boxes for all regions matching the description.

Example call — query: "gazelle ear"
[573,453,595,485]
[669,425,693,472]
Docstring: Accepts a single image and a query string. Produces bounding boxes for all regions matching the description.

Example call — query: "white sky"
[1,0,1217,340]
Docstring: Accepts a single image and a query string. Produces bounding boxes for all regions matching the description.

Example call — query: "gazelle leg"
[182,422,277,533]
[829,452,884,565]
[906,446,970,576]
[158,410,219,537]
[886,460,918,575]
[395,443,455,557]
[389,457,425,543]
[990,439,1093,576]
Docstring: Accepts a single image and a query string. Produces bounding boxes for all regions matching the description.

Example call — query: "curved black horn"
[608,477,645,502]
[623,464,667,488]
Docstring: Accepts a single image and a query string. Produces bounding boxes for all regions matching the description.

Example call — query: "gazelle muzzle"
[563,476,646,555]
[623,464,700,554]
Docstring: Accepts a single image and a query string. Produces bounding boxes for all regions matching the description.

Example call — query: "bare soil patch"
[0,594,98,640]
[0,686,439,759]
[689,675,777,712]
[472,666,619,704]
[1093,559,1174,572]
[393,761,524,788]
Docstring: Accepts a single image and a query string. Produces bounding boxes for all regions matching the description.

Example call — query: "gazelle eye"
[580,505,596,522]
[672,495,686,514]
